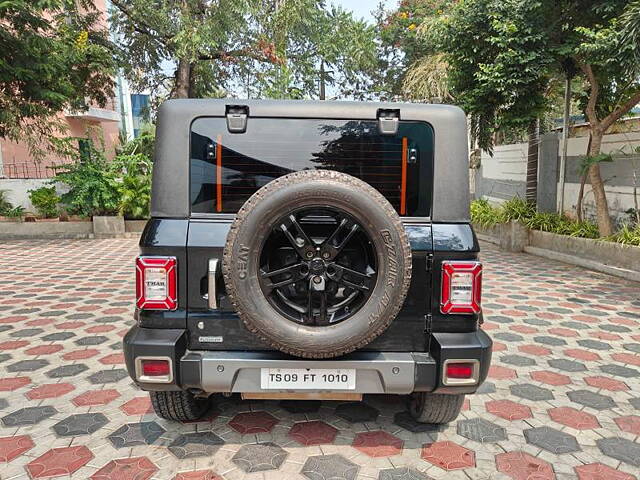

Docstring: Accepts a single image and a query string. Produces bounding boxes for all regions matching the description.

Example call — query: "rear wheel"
[149,391,211,422]
[408,392,464,424]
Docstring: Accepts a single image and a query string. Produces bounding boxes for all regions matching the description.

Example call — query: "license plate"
[260,368,356,390]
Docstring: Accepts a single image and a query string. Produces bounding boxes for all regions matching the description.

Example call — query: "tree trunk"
[525,118,539,206]
[188,63,197,98]
[576,134,591,222]
[587,129,614,236]
[576,177,586,222]
[173,60,191,99]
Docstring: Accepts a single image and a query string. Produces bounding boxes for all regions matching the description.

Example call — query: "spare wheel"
[222,170,412,359]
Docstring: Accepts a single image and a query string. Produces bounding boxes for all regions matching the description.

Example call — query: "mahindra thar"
[124,99,492,424]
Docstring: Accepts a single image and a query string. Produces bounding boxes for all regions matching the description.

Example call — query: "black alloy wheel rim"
[258,206,378,326]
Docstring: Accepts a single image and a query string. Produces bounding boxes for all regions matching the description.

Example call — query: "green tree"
[374,0,452,99]
[245,1,377,100]
[571,1,640,235]
[425,0,550,151]
[110,0,376,100]
[425,0,640,235]
[0,0,116,156]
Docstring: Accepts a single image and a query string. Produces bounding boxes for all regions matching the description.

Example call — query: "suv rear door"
[186,116,435,352]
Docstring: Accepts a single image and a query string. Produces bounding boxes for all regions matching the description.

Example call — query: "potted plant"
[28,186,60,221]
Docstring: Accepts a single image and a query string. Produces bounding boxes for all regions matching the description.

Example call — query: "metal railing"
[1,160,69,179]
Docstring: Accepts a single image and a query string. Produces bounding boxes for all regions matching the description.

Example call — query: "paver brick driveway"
[0,238,638,480]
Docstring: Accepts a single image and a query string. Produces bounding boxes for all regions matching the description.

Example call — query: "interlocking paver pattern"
[0,238,638,479]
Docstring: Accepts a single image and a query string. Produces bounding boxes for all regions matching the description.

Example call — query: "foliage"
[0,190,13,215]
[117,124,155,159]
[28,186,60,218]
[608,223,640,246]
[402,53,451,101]
[470,198,502,228]
[4,206,25,218]
[579,153,614,175]
[470,198,600,239]
[111,153,152,219]
[110,0,377,100]
[499,197,537,223]
[54,132,155,219]
[626,208,640,225]
[423,0,551,151]
[0,0,115,157]
[54,148,120,217]
[373,0,452,98]
[621,0,640,63]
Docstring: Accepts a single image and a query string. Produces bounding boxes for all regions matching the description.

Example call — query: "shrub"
[5,206,25,218]
[111,153,152,219]
[499,197,536,223]
[471,198,600,240]
[523,211,566,232]
[118,124,155,159]
[0,190,13,215]
[28,186,60,218]
[609,224,640,246]
[470,198,501,228]
[564,220,599,239]
[54,150,120,217]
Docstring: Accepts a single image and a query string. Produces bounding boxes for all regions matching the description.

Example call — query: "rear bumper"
[123,326,492,395]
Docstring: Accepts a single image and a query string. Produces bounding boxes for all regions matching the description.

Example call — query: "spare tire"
[222,170,412,358]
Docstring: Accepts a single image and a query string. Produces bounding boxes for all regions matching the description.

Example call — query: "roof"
[152,98,470,222]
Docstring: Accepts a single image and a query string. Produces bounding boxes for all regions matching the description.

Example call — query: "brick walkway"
[0,238,638,480]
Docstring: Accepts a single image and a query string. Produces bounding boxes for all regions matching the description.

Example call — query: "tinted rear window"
[190,118,434,216]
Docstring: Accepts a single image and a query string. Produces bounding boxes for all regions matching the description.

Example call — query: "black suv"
[124,99,492,424]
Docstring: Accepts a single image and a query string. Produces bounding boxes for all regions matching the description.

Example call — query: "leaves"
[28,186,60,218]
[579,153,614,175]
[53,136,154,219]
[110,153,152,219]
[110,0,376,100]
[470,198,601,239]
[0,0,116,156]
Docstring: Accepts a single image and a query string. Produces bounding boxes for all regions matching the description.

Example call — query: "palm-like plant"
[621,0,640,61]
[402,53,452,102]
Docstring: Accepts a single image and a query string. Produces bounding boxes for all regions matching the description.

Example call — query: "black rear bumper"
[123,327,492,395]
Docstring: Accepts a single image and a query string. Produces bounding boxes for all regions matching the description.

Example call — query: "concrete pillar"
[499,220,529,252]
[93,216,125,238]
[536,133,560,213]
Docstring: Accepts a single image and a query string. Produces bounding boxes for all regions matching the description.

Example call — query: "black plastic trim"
[429,330,492,394]
[123,326,492,395]
[123,326,187,391]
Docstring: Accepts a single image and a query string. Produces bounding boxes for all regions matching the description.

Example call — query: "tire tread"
[222,170,412,359]
[411,393,464,424]
[149,391,210,421]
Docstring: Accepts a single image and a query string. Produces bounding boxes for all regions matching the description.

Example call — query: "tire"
[223,170,412,359]
[408,392,465,424]
[149,391,211,422]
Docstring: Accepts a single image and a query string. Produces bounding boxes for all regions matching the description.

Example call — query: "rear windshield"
[190,118,434,216]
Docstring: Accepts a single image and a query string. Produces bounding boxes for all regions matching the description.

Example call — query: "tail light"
[136,256,177,310]
[440,261,482,314]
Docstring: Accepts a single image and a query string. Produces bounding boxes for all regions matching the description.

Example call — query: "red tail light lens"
[136,256,177,310]
[141,359,170,376]
[446,362,474,379]
[440,261,482,314]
